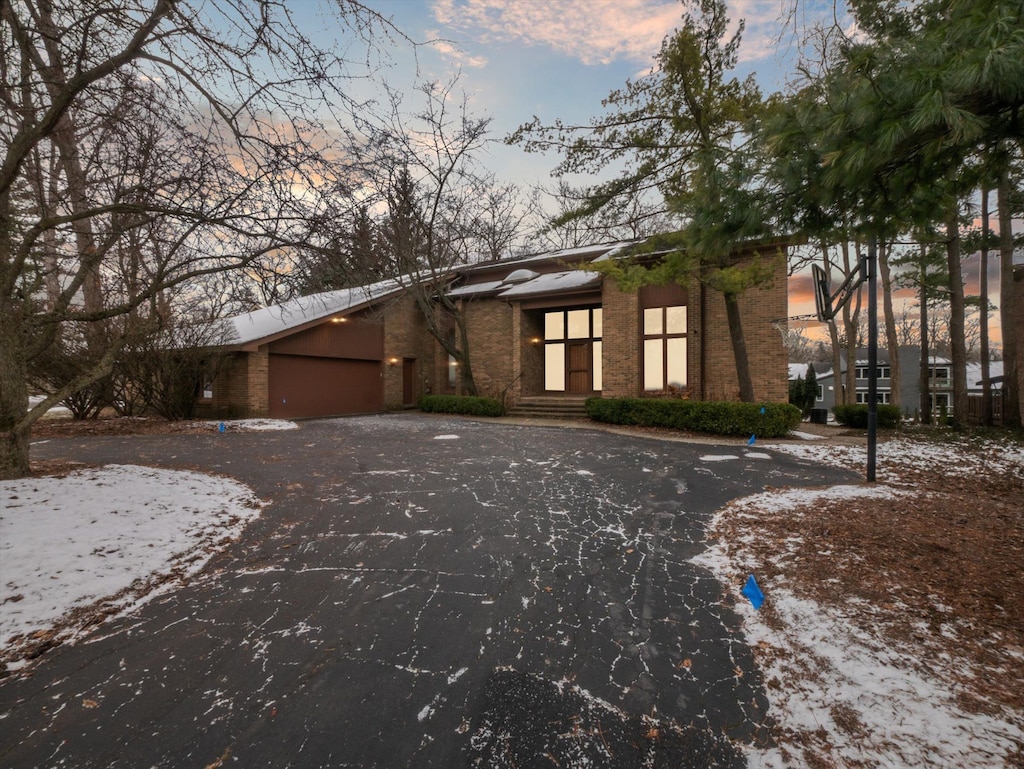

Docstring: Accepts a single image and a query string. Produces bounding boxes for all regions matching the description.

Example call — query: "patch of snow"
[698,479,1024,768]
[700,454,739,462]
[433,434,460,440]
[206,419,298,432]
[743,452,772,460]
[788,430,825,440]
[737,589,1024,769]
[773,436,1024,483]
[0,465,264,654]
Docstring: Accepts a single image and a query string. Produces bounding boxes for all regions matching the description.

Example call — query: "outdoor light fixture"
[389,357,399,365]
[330,317,347,323]
[530,337,541,345]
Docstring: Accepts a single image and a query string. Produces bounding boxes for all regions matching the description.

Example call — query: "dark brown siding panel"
[269,319,384,360]
[639,284,688,307]
[268,355,383,418]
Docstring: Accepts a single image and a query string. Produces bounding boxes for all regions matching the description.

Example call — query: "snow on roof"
[464,239,642,273]
[496,269,602,298]
[221,278,402,346]
[788,363,810,380]
[447,279,505,299]
[968,360,1003,388]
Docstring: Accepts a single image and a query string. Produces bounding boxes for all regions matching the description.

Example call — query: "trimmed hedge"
[832,403,902,429]
[585,397,802,438]
[418,394,504,417]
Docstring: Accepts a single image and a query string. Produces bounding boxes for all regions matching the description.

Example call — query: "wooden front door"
[566,342,591,393]
[402,358,416,406]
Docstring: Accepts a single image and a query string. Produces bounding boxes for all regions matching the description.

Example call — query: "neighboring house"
[197,238,791,419]
[812,346,1004,418]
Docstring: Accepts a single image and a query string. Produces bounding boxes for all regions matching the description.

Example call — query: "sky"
[292,0,1018,348]
[343,0,830,188]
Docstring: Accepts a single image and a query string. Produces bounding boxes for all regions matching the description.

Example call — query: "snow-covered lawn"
[1,465,264,667]
[704,434,1024,768]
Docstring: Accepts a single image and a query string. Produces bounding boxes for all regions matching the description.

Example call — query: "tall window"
[643,306,687,390]
[544,308,602,391]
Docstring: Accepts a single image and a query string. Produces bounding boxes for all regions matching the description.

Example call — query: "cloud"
[429,37,490,69]
[430,0,794,67]
[431,0,683,65]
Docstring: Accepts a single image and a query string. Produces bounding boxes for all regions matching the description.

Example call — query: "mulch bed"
[718,467,1024,715]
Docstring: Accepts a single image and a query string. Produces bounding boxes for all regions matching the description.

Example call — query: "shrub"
[585,398,801,438]
[832,403,902,429]
[418,394,504,417]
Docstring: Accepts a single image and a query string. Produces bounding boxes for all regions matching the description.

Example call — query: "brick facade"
[458,298,516,400]
[382,294,436,409]
[200,349,269,418]
[699,254,789,403]
[600,280,640,398]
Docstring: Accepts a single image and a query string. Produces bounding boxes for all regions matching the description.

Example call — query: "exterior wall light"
[388,357,399,365]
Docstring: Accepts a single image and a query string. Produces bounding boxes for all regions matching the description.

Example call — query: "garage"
[268,355,382,419]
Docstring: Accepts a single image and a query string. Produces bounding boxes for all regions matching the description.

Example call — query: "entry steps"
[506,395,590,420]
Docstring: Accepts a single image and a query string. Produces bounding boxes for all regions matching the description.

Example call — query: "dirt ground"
[725,455,1024,711]
[26,414,1024,761]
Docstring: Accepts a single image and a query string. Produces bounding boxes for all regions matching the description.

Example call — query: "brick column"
[601,280,639,398]
[247,348,270,417]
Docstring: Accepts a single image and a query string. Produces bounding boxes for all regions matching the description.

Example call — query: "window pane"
[545,343,565,391]
[665,305,687,334]
[567,309,589,339]
[592,308,602,339]
[545,312,564,341]
[593,341,602,391]
[643,307,662,336]
[666,337,686,387]
[643,339,663,390]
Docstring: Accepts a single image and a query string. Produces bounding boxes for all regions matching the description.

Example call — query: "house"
[197,238,791,420]
[812,346,1004,418]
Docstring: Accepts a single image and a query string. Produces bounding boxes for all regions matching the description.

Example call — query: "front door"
[566,342,591,393]
[402,359,416,406]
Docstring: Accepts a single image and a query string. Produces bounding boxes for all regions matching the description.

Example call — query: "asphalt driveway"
[2,414,855,768]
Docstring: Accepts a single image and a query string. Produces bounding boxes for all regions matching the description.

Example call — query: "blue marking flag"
[760,406,766,414]
[748,434,756,445]
[742,574,765,610]
[218,422,226,433]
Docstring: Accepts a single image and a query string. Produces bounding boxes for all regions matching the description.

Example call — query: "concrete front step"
[507,396,591,420]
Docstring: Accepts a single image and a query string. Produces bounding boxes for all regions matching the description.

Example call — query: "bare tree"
[0,0,398,478]
[351,78,529,394]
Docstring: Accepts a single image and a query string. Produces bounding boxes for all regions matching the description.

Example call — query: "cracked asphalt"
[2,414,855,768]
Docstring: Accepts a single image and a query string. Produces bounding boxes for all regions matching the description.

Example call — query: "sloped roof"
[220,278,403,347]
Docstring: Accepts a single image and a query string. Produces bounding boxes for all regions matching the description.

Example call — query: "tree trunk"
[945,205,968,425]
[454,308,478,396]
[822,242,844,407]
[0,295,31,479]
[878,240,901,409]
[723,291,755,402]
[979,186,992,426]
[998,167,1020,428]
[919,244,931,424]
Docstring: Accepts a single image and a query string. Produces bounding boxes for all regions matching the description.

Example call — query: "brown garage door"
[269,355,383,418]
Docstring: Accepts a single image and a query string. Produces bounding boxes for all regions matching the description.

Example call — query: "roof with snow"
[219,278,403,347]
